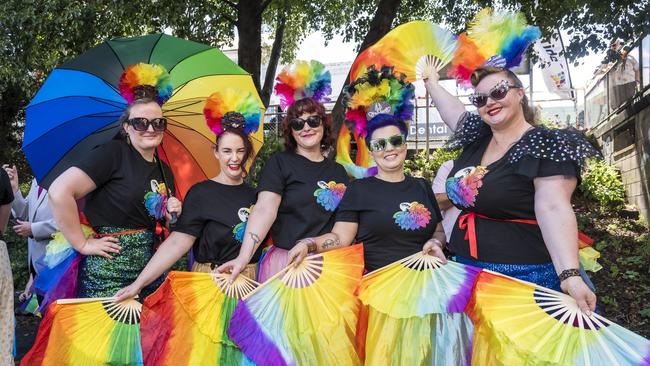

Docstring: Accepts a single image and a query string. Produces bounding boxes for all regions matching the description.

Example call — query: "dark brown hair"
[471,67,537,124]
[281,98,334,152]
[215,129,255,176]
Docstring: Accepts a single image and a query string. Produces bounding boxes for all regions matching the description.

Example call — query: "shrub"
[404,148,461,181]
[578,159,626,211]
[245,134,284,187]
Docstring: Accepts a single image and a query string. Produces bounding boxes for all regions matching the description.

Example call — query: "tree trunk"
[261,8,287,106]
[330,0,403,154]
[237,0,264,95]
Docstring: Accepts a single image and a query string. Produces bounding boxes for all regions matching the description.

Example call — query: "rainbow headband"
[204,88,262,137]
[343,65,415,137]
[448,8,541,87]
[119,63,173,105]
[274,60,332,110]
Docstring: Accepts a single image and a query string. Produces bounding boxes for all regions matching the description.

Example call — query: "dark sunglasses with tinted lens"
[290,116,322,131]
[469,80,521,108]
[128,117,168,132]
[369,134,406,152]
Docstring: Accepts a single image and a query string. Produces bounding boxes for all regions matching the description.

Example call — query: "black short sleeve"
[75,142,121,187]
[514,156,579,180]
[0,170,14,205]
[174,186,204,238]
[335,183,359,223]
[256,153,286,195]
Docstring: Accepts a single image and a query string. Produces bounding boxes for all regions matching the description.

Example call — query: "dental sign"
[409,107,452,140]
[534,33,574,100]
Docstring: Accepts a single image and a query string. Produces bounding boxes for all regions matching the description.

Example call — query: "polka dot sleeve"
[444,112,491,151]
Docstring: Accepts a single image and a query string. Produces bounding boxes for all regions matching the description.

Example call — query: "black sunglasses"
[128,117,167,132]
[369,134,406,152]
[469,80,521,108]
[290,116,322,131]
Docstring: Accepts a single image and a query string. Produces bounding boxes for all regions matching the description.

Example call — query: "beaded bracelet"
[558,268,581,282]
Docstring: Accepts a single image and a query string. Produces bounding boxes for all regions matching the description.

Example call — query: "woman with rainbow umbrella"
[45,64,182,299]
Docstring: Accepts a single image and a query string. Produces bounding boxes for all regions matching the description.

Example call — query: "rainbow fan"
[350,21,457,82]
[448,8,541,87]
[467,271,650,365]
[356,253,479,365]
[204,88,263,136]
[274,60,331,110]
[32,224,95,313]
[141,271,258,365]
[335,123,377,179]
[21,297,143,365]
[228,245,365,366]
[119,63,173,105]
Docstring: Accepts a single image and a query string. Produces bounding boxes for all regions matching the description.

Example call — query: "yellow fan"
[350,21,457,82]
[357,253,478,365]
[140,271,258,365]
[228,245,365,366]
[468,270,650,365]
[21,297,143,365]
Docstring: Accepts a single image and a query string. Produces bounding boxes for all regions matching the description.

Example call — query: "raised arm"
[114,231,195,301]
[534,175,596,314]
[48,167,121,259]
[217,191,282,281]
[424,74,467,132]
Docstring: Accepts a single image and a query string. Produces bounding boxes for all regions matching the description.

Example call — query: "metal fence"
[584,33,650,129]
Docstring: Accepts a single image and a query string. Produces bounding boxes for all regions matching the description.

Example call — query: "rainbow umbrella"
[23,34,264,199]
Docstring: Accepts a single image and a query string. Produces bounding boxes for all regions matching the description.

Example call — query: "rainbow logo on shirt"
[144,179,168,220]
[393,201,432,230]
[445,166,488,208]
[314,181,347,212]
[232,205,253,244]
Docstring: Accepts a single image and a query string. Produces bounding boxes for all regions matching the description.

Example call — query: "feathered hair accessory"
[448,8,541,87]
[274,60,332,110]
[344,65,415,137]
[203,88,262,137]
[119,63,173,105]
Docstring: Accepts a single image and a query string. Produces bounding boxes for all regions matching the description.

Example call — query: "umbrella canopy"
[24,34,264,198]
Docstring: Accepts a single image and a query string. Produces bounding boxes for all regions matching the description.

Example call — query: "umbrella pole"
[155,148,178,225]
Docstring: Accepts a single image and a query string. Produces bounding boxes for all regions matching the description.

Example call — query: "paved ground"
[13,297,40,365]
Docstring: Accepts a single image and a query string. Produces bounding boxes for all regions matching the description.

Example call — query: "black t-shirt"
[174,180,263,265]
[0,169,13,205]
[257,151,350,249]
[336,176,442,272]
[445,113,599,264]
[75,140,175,230]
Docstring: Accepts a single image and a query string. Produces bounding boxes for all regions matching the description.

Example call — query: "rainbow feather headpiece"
[344,65,415,137]
[274,60,332,110]
[448,8,541,87]
[119,63,173,105]
[203,89,262,137]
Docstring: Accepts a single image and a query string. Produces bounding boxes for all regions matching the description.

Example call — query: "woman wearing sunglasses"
[423,66,600,314]
[286,67,446,275]
[114,89,265,302]
[47,64,181,298]
[218,60,349,282]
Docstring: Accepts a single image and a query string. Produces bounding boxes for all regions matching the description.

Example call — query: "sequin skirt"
[77,227,161,298]
[453,255,562,291]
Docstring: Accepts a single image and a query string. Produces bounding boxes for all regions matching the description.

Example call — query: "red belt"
[458,212,538,258]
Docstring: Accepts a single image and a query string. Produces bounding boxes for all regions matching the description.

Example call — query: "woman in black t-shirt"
[424,66,600,313]
[219,62,349,282]
[115,90,265,301]
[47,64,182,298]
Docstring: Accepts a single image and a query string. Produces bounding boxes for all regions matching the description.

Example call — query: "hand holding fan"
[468,270,650,365]
[356,253,479,365]
[141,271,259,365]
[350,21,457,82]
[228,245,365,366]
[21,297,144,365]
